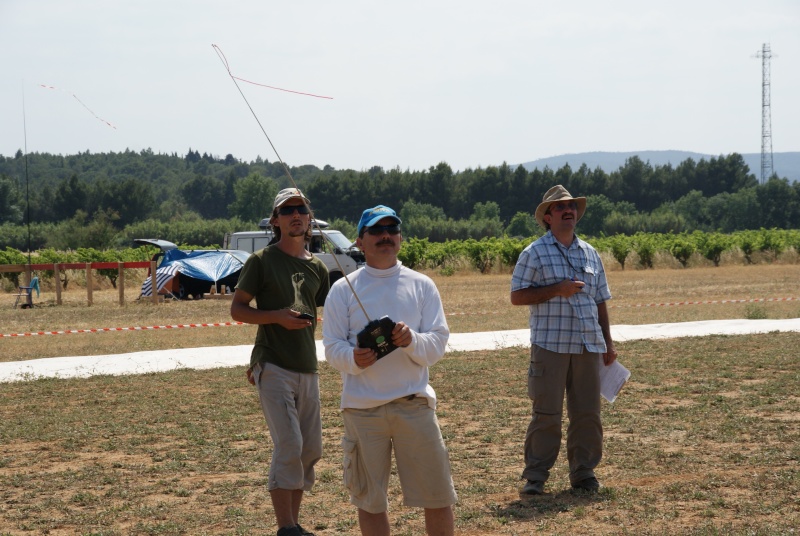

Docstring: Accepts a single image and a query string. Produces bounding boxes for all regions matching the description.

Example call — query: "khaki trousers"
[522,345,602,485]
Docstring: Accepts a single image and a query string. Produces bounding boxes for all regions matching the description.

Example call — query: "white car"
[223,219,365,286]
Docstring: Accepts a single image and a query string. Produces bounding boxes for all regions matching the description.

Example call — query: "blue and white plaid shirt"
[511,231,611,354]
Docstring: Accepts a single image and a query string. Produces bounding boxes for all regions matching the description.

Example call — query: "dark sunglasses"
[278,204,310,216]
[365,224,401,236]
[549,201,578,213]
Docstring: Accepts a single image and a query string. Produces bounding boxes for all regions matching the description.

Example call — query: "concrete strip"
[1,318,798,383]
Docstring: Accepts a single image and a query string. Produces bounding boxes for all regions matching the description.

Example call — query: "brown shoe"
[521,479,545,495]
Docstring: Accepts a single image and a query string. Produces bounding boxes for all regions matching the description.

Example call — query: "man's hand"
[391,321,413,348]
[246,367,255,385]
[353,346,377,369]
[603,342,618,366]
[558,277,585,298]
[278,309,314,330]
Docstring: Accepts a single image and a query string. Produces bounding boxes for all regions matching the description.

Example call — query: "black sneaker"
[277,525,302,536]
[521,479,545,495]
[296,524,315,536]
[571,476,600,493]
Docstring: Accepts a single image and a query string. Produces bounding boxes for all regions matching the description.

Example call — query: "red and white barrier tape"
[2,297,795,338]
[609,296,797,308]
[0,322,245,338]
[445,297,796,315]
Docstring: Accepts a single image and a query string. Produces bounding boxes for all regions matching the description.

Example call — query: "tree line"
[3,228,798,290]
[1,149,799,252]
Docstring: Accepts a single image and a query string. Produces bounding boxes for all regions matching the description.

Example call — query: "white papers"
[599,358,630,403]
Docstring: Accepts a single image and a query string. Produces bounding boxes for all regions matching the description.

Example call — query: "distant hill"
[518,151,800,183]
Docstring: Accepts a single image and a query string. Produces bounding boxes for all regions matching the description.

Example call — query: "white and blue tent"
[138,246,250,299]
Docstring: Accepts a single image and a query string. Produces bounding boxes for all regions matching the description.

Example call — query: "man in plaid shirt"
[510,185,617,496]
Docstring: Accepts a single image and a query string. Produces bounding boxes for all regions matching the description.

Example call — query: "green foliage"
[632,233,657,269]
[470,201,501,221]
[117,217,247,248]
[227,172,278,223]
[47,209,121,250]
[595,234,632,270]
[326,218,358,242]
[695,231,732,267]
[505,211,538,239]
[0,247,27,285]
[397,236,527,272]
[400,201,446,222]
[0,221,57,251]
[667,234,696,268]
[735,230,758,264]
[2,149,798,240]
[398,237,430,269]
[756,228,786,260]
[0,176,23,224]
[578,194,616,236]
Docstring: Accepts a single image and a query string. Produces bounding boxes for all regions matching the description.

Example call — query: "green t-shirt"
[235,245,330,373]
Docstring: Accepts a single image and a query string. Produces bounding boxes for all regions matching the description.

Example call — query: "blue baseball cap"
[357,205,402,236]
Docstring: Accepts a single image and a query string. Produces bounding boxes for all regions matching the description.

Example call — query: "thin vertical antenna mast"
[22,82,32,266]
[755,43,774,184]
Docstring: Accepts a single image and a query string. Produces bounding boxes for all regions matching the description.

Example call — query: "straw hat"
[534,185,587,228]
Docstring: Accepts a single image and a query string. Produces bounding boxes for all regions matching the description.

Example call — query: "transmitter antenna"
[212,44,372,322]
[754,43,775,184]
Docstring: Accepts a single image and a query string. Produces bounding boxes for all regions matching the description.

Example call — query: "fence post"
[150,261,158,304]
[118,261,125,306]
[86,263,93,306]
[54,263,63,305]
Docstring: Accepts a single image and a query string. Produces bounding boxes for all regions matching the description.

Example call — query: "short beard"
[286,227,307,238]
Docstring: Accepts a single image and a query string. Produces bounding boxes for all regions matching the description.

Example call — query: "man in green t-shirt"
[231,188,330,536]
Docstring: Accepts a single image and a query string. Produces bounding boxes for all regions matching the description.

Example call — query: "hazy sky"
[2,1,798,172]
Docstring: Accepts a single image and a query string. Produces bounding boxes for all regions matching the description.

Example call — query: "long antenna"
[755,43,774,184]
[22,82,32,267]
[212,44,372,321]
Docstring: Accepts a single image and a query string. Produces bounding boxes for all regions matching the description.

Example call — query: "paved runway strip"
[1,318,798,383]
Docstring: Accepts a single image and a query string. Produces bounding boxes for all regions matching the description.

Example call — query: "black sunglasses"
[278,204,310,216]
[365,224,401,236]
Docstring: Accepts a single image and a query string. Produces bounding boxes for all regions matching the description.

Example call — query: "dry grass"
[1,335,798,535]
[1,264,799,535]
[2,264,799,362]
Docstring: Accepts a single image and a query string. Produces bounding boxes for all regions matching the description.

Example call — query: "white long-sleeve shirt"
[322,262,450,410]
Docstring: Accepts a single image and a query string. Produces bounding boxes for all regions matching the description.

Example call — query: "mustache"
[377,238,395,246]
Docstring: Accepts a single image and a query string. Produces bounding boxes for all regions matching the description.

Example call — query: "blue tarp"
[159,249,250,282]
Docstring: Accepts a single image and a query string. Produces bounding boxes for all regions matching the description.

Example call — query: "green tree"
[227,173,278,224]
[505,211,538,239]
[400,200,446,222]
[756,177,800,229]
[579,194,615,236]
[667,234,696,268]
[470,201,501,221]
[608,234,632,270]
[91,177,155,228]
[632,232,656,269]
[695,231,732,267]
[0,176,23,224]
[181,175,227,219]
[53,174,89,221]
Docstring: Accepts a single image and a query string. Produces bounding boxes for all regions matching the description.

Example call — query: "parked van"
[223,219,365,285]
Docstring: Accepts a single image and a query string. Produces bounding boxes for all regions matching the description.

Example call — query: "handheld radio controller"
[356,315,398,359]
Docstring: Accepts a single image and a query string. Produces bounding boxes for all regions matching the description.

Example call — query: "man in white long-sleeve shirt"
[323,204,457,536]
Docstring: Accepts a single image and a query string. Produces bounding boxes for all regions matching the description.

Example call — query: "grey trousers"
[522,345,602,485]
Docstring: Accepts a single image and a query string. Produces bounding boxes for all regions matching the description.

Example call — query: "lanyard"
[552,241,585,277]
